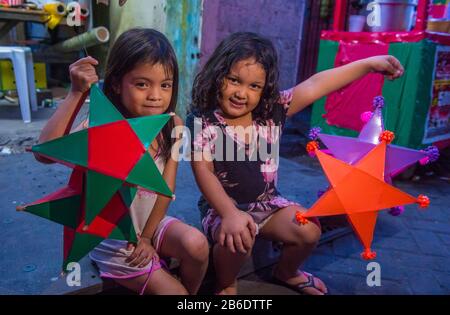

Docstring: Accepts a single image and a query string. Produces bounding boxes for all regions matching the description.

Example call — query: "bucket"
[359,0,418,32]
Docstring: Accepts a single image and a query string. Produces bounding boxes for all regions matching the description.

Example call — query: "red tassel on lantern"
[379,130,395,144]
[417,195,430,209]
[361,248,377,260]
[306,141,319,157]
[295,211,309,225]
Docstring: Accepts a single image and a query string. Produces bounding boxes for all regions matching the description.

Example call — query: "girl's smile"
[229,97,247,109]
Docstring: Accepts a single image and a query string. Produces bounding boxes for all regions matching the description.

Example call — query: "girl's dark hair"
[103,28,179,161]
[191,32,279,121]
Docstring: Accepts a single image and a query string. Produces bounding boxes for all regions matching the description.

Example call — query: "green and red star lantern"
[31,85,172,225]
[18,85,173,269]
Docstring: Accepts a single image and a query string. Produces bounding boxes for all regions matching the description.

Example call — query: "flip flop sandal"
[270,272,329,295]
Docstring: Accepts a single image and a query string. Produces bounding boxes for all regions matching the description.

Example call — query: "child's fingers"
[75,63,97,71]
[126,242,135,251]
[70,67,98,85]
[247,220,257,238]
[388,55,404,72]
[130,247,146,266]
[125,252,135,263]
[240,230,253,251]
[126,254,138,265]
[384,61,396,75]
[138,257,151,268]
[72,67,98,79]
[218,231,226,247]
[131,254,145,267]
[73,56,99,66]
[233,234,247,254]
[386,56,404,78]
[126,246,141,263]
[226,234,236,253]
[86,75,99,84]
[69,60,97,73]
[138,251,155,268]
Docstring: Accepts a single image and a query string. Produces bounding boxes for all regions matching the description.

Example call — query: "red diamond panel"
[88,120,145,180]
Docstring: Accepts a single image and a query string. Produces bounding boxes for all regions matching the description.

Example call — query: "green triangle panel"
[109,214,138,243]
[63,232,104,270]
[88,85,125,128]
[32,130,88,167]
[126,152,173,197]
[119,186,138,208]
[127,114,171,149]
[24,195,81,229]
[85,170,123,225]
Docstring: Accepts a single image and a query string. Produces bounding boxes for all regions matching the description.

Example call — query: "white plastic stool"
[0,46,38,123]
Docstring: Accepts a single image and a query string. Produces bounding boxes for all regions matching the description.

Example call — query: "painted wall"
[165,0,202,118]
[109,0,167,44]
[107,0,306,115]
[108,0,202,117]
[200,0,307,90]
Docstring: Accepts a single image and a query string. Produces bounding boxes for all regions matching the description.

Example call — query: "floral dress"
[187,89,300,241]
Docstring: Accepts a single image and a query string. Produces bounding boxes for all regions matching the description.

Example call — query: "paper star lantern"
[316,97,437,178]
[31,85,173,225]
[17,169,138,269]
[308,96,438,216]
[299,132,429,260]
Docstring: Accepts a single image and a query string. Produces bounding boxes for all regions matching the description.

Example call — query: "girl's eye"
[250,84,262,90]
[228,77,239,84]
[136,82,148,88]
[162,83,173,89]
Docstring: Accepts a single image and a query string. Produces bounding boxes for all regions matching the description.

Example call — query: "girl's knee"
[180,229,209,262]
[290,208,321,246]
[293,222,321,247]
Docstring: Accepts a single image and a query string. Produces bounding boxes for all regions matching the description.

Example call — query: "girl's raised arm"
[286,55,404,117]
[35,57,99,163]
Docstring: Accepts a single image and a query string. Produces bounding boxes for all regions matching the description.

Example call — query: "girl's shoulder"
[256,88,295,127]
[186,110,219,129]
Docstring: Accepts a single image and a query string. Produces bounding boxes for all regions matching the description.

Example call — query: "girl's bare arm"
[35,57,99,163]
[286,55,404,117]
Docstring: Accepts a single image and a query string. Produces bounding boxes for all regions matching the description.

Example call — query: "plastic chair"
[0,46,38,123]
